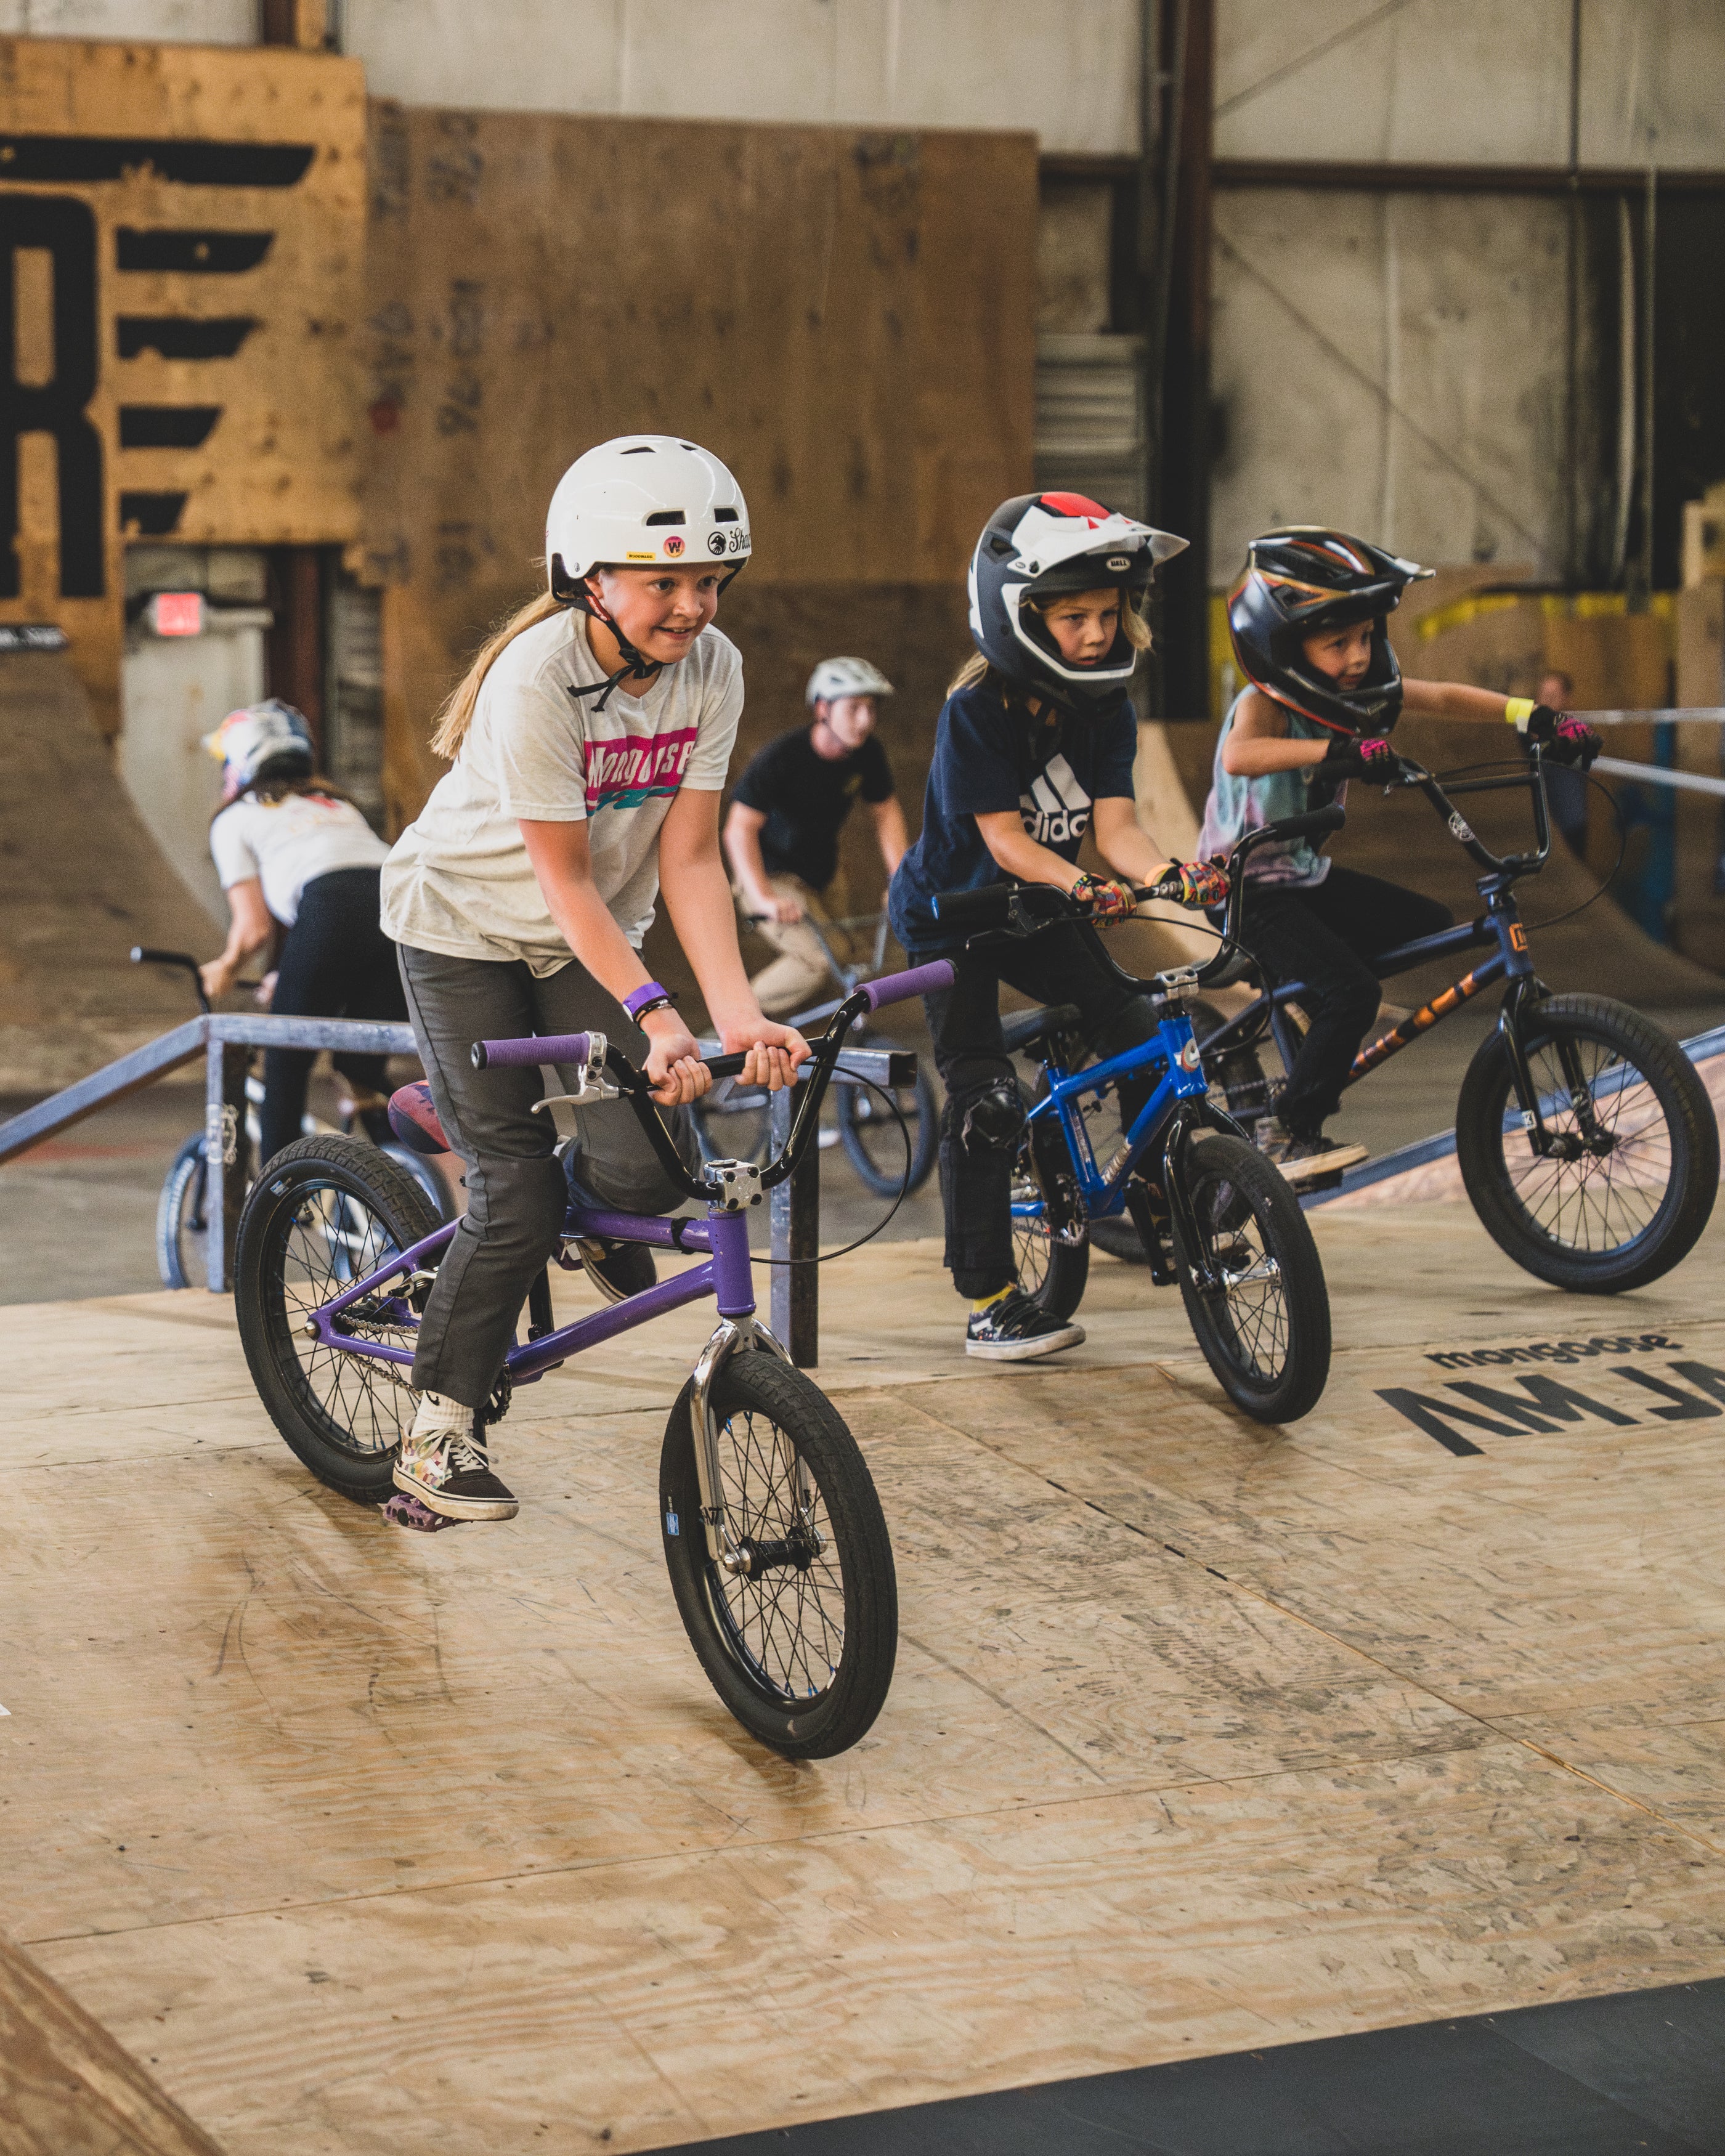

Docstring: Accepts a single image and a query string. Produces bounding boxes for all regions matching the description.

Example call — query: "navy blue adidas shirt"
[889,684,1139,954]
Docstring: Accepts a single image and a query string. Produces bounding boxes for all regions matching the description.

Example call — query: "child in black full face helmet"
[1196,527,1602,1186]
[890,492,1227,1363]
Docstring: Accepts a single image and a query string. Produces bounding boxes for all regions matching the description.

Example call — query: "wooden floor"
[6,1206,1725,2153]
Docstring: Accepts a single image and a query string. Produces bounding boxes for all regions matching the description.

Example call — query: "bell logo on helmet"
[1105,556,1130,572]
[663,534,685,557]
[707,530,728,556]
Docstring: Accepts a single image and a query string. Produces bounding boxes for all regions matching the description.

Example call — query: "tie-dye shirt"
[1196,691,1337,887]
[383,609,742,973]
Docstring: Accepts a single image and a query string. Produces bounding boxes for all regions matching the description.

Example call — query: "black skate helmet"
[968,492,1187,715]
[1228,527,1432,736]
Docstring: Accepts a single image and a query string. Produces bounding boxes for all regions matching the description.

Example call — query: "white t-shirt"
[381,609,743,975]
[209,792,388,926]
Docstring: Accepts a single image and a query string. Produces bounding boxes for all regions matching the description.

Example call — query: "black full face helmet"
[967,492,1187,716]
[1228,527,1433,736]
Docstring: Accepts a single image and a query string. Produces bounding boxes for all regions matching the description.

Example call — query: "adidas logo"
[1019,753,1092,846]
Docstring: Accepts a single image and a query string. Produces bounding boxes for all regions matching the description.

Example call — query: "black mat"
[658,1977,1725,2154]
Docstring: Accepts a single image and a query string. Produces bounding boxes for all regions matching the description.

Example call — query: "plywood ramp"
[6,1212,1725,2150]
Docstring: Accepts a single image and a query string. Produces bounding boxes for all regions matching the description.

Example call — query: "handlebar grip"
[859,959,954,1011]
[932,885,1012,930]
[131,945,197,970]
[1264,804,1346,845]
[472,1031,592,1071]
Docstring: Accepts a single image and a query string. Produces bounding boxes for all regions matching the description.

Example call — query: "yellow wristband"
[1504,696,1535,731]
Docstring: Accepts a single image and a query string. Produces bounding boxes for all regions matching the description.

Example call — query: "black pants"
[397,943,697,1411]
[919,920,1158,1300]
[1236,866,1453,1133]
[260,868,408,1165]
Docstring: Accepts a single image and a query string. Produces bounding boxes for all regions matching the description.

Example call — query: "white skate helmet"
[201,700,314,788]
[545,435,751,602]
[806,657,894,707]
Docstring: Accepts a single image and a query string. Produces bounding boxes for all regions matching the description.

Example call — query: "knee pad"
[944,1075,1026,1157]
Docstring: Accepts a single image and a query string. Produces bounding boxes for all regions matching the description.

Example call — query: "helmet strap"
[573,584,665,713]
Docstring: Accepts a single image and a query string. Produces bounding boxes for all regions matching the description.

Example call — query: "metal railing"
[0,1015,899,1362]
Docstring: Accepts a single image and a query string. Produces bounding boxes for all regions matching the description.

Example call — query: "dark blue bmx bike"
[934,808,1344,1425]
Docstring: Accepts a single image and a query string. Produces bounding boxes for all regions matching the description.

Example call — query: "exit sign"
[148,592,204,637]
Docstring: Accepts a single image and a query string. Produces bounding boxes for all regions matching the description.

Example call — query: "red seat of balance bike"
[388,1081,451,1156]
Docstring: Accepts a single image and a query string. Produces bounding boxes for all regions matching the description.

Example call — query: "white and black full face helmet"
[805,656,894,706]
[545,435,750,604]
[967,491,1187,715]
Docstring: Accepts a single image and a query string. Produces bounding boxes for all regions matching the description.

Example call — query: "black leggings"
[259,867,408,1165]
[1235,866,1453,1133]
[919,920,1159,1300]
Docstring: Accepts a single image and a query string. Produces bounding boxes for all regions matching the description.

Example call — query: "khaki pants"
[739,872,861,1018]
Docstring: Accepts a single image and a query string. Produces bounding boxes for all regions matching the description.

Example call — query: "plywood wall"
[359,103,1037,824]
[0,36,366,730]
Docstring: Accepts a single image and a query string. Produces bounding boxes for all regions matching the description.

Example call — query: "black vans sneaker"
[965,1289,1086,1363]
[578,1238,657,1303]
[394,1422,519,1521]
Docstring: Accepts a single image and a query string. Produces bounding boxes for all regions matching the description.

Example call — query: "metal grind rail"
[0,1016,907,1361]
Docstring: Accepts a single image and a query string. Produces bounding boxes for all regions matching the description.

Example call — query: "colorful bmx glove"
[1320,733,1395,781]
[1509,700,1602,769]
[1072,872,1138,926]
[1174,858,1230,909]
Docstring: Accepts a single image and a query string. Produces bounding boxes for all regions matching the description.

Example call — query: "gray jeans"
[397,942,697,1409]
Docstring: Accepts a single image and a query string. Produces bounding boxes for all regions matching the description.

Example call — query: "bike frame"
[1191,750,1609,1161]
[274,967,945,1569]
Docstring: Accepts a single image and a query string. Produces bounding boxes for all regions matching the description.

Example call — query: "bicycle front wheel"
[660,1350,896,1757]
[1171,1132,1331,1423]
[235,1135,442,1502]
[1456,994,1718,1294]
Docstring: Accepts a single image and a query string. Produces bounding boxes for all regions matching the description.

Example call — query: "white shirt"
[209,792,388,926]
[381,609,743,975]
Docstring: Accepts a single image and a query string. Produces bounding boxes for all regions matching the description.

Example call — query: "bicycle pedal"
[383,1492,464,1533]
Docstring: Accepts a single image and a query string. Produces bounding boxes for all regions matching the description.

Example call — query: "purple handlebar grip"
[473,1031,591,1071]
[859,959,956,1013]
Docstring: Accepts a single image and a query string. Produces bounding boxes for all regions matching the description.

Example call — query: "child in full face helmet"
[1197,527,1602,1186]
[890,492,1228,1362]
[380,436,807,1523]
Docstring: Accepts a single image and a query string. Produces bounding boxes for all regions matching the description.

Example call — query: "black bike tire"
[835,1057,938,1197]
[235,1135,442,1503]
[156,1132,207,1289]
[1010,1078,1090,1319]
[1171,1132,1332,1424]
[1455,995,1718,1294]
[659,1351,897,1758]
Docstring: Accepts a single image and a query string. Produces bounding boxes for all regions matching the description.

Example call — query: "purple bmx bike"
[232,960,952,1758]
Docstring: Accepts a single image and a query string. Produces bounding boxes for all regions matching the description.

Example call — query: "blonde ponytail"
[429,590,564,761]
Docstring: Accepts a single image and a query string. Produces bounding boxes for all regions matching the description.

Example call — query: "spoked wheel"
[1171,1132,1331,1423]
[1009,1085,1089,1320]
[1456,994,1718,1293]
[835,1048,938,1197]
[235,1136,442,1502]
[660,1350,896,1757]
[156,1132,209,1288]
[692,1081,772,1168]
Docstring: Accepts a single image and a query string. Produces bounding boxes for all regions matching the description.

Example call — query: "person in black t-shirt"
[724,657,909,1015]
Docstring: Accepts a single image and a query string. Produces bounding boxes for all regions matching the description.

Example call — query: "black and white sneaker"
[1262,1127,1368,1189]
[394,1416,519,1521]
[578,1238,657,1303]
[965,1289,1086,1363]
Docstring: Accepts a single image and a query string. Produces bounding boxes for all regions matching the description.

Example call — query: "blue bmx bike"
[231,958,951,1758]
[933,809,1344,1425]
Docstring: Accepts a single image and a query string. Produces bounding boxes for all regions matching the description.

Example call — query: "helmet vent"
[644,510,686,525]
[713,506,740,523]
[622,445,653,455]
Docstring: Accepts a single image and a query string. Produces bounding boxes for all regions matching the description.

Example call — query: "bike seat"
[1198,947,1261,991]
[389,1081,452,1156]
[1001,1002,1082,1056]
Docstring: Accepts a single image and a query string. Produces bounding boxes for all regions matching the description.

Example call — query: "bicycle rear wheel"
[1456,994,1718,1293]
[660,1350,896,1757]
[156,1132,209,1288]
[1171,1132,1331,1423]
[1009,1082,1089,1319]
[235,1135,442,1502]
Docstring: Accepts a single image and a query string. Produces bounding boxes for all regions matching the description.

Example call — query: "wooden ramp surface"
[5,1213,1725,2151]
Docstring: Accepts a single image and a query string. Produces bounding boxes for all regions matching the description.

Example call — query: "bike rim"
[1188,1165,1290,1382]
[1496,1034,1676,1255]
[1010,1166,1055,1297]
[845,1087,919,1175]
[265,1175,419,1459]
[700,1403,846,1705]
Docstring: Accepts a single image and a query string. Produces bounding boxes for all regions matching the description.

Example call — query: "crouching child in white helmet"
[723,656,909,1016]
[380,436,807,1522]
[888,492,1228,1363]
[201,700,403,1164]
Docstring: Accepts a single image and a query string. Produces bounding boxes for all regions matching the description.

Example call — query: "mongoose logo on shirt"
[1019,753,1092,845]
[584,726,699,814]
